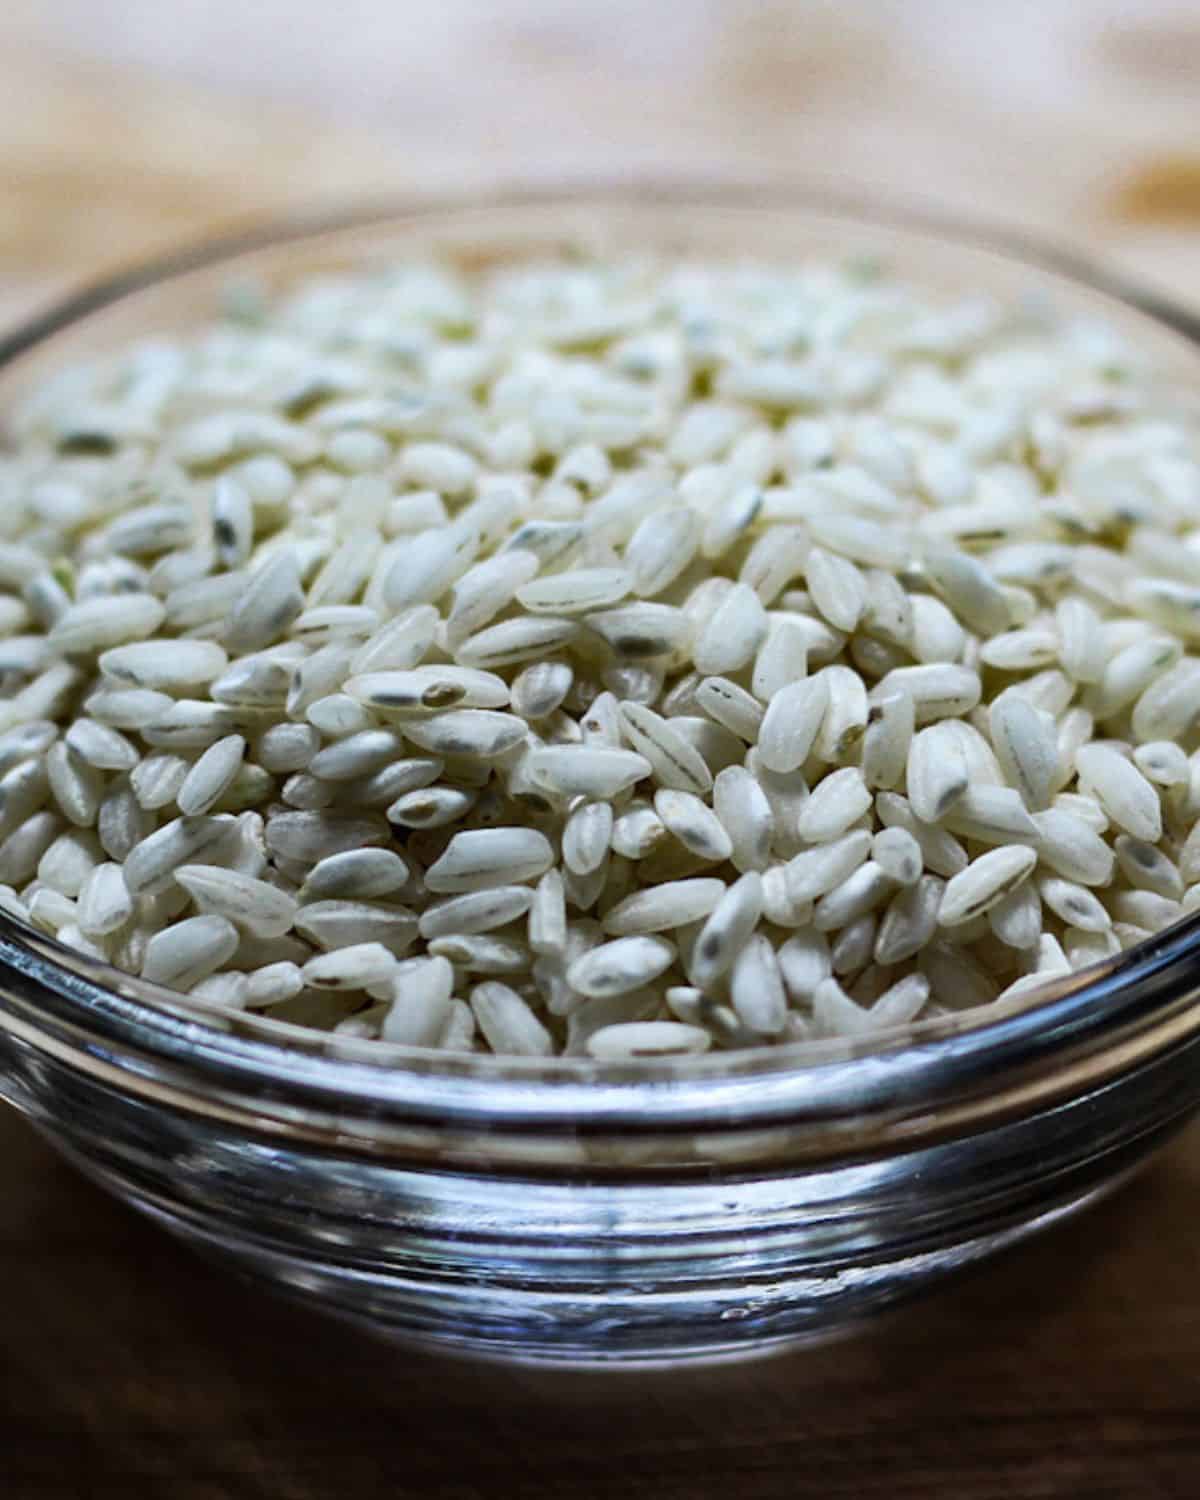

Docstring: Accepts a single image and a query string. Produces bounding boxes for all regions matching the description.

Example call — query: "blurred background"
[1,0,1199,330]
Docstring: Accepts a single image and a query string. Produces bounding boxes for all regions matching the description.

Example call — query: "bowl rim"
[3,175,1200,1136]
[4,175,1200,366]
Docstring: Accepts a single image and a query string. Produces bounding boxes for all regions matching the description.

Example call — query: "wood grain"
[2,3,1200,1493]
[2,0,1200,315]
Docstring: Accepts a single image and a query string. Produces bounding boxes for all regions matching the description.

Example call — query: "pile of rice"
[0,250,1198,1060]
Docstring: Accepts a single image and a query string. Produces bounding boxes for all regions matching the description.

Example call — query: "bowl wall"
[4,1008,1194,1363]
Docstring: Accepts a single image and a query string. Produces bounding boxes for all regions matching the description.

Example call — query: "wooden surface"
[3,0,1200,318]
[3,3,1200,1495]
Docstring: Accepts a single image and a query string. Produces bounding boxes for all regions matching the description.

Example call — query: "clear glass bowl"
[2,183,1200,1366]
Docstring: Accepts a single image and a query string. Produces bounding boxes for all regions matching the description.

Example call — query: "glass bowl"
[2,182,1200,1367]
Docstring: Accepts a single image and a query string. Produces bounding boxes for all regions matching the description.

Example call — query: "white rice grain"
[470,980,554,1057]
[303,943,398,991]
[141,914,240,989]
[795,766,872,844]
[617,701,713,795]
[177,734,246,816]
[525,745,650,800]
[906,723,969,824]
[1075,743,1163,842]
[602,877,725,936]
[872,826,923,885]
[875,874,945,965]
[939,845,1037,927]
[585,1020,710,1059]
[688,872,763,990]
[729,932,788,1035]
[989,693,1059,812]
[693,584,769,676]
[567,935,675,998]
[424,827,555,893]
[712,765,774,874]
[757,675,829,774]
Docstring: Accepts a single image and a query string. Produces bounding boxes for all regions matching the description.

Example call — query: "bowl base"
[72,1144,1141,1368]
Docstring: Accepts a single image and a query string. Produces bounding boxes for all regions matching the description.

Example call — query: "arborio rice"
[2,250,1200,1061]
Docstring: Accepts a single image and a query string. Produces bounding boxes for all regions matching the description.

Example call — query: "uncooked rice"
[0,249,1199,1059]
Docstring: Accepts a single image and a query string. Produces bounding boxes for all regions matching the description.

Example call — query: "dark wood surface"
[4,1104,1200,1499]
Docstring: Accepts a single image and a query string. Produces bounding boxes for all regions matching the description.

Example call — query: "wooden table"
[3,3,1200,1493]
